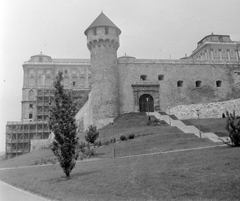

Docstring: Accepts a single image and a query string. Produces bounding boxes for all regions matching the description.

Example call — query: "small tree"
[85,125,99,145]
[222,110,240,147]
[49,71,80,178]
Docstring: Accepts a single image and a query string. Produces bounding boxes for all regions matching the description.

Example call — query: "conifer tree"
[49,71,80,178]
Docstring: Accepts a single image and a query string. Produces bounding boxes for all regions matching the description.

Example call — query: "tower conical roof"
[84,12,121,35]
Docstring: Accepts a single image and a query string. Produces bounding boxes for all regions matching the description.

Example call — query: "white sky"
[0,0,240,152]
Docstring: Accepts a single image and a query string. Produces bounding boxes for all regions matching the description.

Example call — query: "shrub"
[103,140,110,146]
[110,138,116,143]
[221,110,240,147]
[128,134,135,139]
[94,140,102,147]
[85,125,99,145]
[120,135,127,141]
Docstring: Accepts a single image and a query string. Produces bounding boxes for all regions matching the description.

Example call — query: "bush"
[103,140,110,146]
[222,111,240,147]
[128,134,135,139]
[85,125,99,145]
[94,140,102,147]
[110,138,116,143]
[120,135,127,141]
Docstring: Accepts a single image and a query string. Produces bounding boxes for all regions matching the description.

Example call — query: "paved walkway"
[150,112,228,143]
[0,180,50,201]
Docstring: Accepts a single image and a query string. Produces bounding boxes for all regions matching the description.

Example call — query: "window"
[196,80,202,88]
[216,80,222,87]
[93,27,97,35]
[29,104,33,108]
[29,69,34,74]
[46,78,52,86]
[222,49,227,56]
[230,49,235,57]
[105,26,109,34]
[46,69,51,74]
[140,75,147,81]
[28,90,34,100]
[158,74,164,81]
[73,81,76,86]
[37,76,42,86]
[29,77,35,86]
[64,77,69,86]
[214,49,219,56]
[80,77,86,87]
[65,70,68,74]
[177,80,183,87]
[29,113,33,119]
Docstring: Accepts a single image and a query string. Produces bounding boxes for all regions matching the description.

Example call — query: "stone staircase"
[149,112,227,143]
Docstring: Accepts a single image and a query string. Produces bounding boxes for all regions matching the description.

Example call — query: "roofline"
[197,34,230,45]
[84,25,121,36]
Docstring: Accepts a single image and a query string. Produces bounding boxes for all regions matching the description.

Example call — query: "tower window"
[93,27,97,35]
[216,80,222,87]
[73,81,76,86]
[105,26,109,34]
[29,113,33,119]
[158,74,164,80]
[29,104,33,108]
[196,80,202,88]
[140,75,147,81]
[177,80,183,87]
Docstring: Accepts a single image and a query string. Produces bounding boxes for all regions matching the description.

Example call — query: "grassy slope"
[0,146,239,201]
[182,118,229,137]
[0,113,216,168]
[0,113,239,200]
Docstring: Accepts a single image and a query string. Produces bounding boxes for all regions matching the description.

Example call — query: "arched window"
[29,113,33,119]
[196,80,202,88]
[216,80,222,87]
[177,80,183,87]
[28,90,34,100]
[158,74,164,81]
[72,77,78,87]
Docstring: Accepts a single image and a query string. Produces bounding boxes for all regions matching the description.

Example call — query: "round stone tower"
[84,12,121,127]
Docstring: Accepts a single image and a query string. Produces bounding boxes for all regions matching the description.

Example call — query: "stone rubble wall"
[30,139,51,152]
[170,98,240,119]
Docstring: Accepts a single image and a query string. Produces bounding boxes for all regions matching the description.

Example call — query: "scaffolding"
[5,121,49,159]
[6,88,86,159]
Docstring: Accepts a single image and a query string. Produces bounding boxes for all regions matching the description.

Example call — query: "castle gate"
[139,94,154,112]
[132,82,159,112]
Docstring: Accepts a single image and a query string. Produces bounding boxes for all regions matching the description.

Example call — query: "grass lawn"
[1,113,236,200]
[0,146,239,201]
[0,131,216,168]
[182,118,229,137]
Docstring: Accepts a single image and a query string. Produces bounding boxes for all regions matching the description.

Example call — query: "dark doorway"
[139,94,154,112]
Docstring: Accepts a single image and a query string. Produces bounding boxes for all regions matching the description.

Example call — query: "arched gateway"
[139,94,154,112]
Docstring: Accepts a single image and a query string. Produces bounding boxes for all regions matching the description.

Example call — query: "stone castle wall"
[118,59,240,114]
[170,98,240,119]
